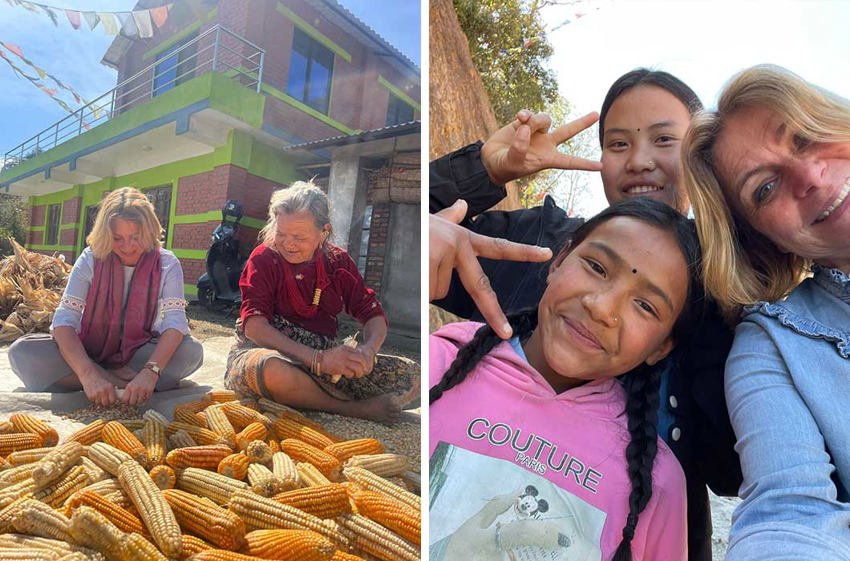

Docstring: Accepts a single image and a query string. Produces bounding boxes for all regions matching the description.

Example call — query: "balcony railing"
[3,25,264,170]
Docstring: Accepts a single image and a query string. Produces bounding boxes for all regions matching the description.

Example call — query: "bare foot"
[339,394,405,426]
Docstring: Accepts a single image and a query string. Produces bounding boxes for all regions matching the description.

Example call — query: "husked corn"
[162,488,246,550]
[32,441,84,487]
[9,413,59,447]
[117,460,182,557]
[243,528,336,560]
[323,439,384,463]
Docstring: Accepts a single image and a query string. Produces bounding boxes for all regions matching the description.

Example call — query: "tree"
[514,94,600,215]
[453,0,559,124]
[0,193,28,256]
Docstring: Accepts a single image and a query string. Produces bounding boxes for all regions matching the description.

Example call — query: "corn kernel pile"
[0,391,421,560]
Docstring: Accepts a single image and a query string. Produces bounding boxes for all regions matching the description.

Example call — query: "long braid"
[430,309,538,405]
[611,363,663,561]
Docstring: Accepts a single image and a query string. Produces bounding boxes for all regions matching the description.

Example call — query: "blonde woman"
[9,187,203,406]
[683,64,850,560]
[225,181,418,425]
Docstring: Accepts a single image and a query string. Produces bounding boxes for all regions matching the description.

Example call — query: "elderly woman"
[225,181,417,425]
[683,64,850,560]
[9,187,203,407]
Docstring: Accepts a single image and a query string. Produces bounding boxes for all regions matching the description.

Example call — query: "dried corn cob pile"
[0,238,71,344]
[0,391,421,560]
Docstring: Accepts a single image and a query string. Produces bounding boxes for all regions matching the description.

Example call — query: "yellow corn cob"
[273,419,336,449]
[173,399,209,415]
[117,419,144,432]
[205,390,239,403]
[323,439,385,463]
[0,456,9,470]
[165,444,233,470]
[68,505,126,561]
[32,441,85,487]
[166,422,226,446]
[7,447,54,466]
[234,422,267,451]
[270,452,300,491]
[162,488,247,550]
[142,409,168,426]
[176,467,249,506]
[187,550,262,561]
[0,534,103,560]
[78,457,110,483]
[71,478,128,507]
[271,483,351,519]
[0,421,14,434]
[219,402,271,431]
[65,488,146,535]
[270,410,341,443]
[341,467,420,511]
[244,440,273,465]
[243,528,336,560]
[0,463,36,488]
[247,463,283,497]
[149,464,176,490]
[122,532,169,561]
[102,421,148,467]
[281,439,341,481]
[341,454,411,478]
[339,481,361,514]
[32,464,90,508]
[217,453,250,481]
[257,398,297,416]
[0,495,31,532]
[87,442,134,477]
[0,477,36,508]
[0,433,43,457]
[167,430,198,450]
[117,460,182,557]
[179,533,214,558]
[338,513,418,561]
[9,413,59,447]
[65,420,104,446]
[267,438,281,454]
[0,547,60,560]
[330,552,367,561]
[227,489,348,548]
[352,490,420,545]
[143,419,167,468]
[173,407,207,428]
[238,397,260,410]
[296,462,332,487]
[12,498,74,542]
[203,405,237,448]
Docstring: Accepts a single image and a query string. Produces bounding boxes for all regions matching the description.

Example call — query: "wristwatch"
[143,361,162,377]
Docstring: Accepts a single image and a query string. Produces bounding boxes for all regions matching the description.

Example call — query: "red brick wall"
[62,197,81,225]
[363,203,389,292]
[181,258,206,285]
[60,228,77,247]
[31,205,45,227]
[27,230,43,246]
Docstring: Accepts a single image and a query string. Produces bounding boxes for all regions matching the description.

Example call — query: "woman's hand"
[320,345,370,380]
[78,364,118,407]
[356,345,378,378]
[121,368,158,406]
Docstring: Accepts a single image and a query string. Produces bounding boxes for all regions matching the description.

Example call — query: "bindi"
[636,128,640,132]
[632,268,638,274]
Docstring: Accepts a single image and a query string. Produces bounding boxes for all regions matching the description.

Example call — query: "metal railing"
[3,25,264,170]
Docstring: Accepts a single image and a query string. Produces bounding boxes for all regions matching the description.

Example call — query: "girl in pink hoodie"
[430,198,704,561]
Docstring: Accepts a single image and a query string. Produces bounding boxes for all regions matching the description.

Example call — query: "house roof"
[281,120,420,152]
[102,0,419,78]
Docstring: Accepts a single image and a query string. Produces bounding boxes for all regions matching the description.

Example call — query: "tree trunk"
[429,0,519,210]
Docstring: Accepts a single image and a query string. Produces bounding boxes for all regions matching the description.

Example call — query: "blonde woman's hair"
[683,64,850,321]
[86,187,163,259]
[258,181,331,247]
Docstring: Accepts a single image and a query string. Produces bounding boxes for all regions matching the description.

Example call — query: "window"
[356,205,373,276]
[143,185,172,242]
[46,204,60,245]
[153,34,198,97]
[286,28,334,114]
[83,205,98,239]
[385,93,414,126]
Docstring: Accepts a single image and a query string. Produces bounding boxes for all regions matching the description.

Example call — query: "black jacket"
[430,141,742,561]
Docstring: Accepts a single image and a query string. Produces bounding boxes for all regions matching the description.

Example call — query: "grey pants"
[8,333,204,392]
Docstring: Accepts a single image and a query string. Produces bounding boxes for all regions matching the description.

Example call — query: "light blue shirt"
[51,247,190,336]
[725,265,850,561]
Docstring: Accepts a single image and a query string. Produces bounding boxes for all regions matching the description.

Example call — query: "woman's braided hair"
[431,199,704,559]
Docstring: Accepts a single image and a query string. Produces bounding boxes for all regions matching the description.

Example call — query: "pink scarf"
[79,250,162,368]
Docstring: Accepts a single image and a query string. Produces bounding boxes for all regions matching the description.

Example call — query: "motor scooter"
[196,199,246,309]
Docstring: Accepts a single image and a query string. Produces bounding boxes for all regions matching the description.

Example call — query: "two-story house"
[0,0,421,334]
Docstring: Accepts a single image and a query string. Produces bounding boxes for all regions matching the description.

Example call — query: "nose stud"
[612,315,619,325]
[647,160,655,169]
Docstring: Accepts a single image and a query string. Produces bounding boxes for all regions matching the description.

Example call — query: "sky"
[540,0,850,215]
[0,0,420,156]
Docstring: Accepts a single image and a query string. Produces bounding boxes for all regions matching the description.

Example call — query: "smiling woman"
[683,64,850,561]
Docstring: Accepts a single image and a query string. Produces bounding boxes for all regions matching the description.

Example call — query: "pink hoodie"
[430,322,686,561]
